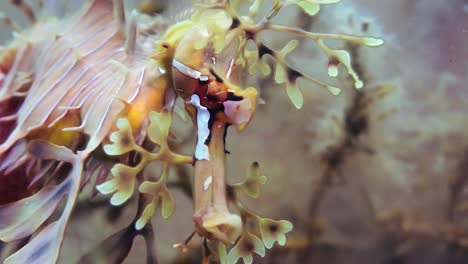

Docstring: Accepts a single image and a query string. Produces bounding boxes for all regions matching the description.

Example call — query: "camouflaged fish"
[0,0,382,263]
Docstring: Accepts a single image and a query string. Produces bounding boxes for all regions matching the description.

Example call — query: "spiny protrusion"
[125,11,139,55]
[113,0,126,34]
[8,0,36,23]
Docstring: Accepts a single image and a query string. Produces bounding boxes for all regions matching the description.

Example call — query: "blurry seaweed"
[307,16,392,235]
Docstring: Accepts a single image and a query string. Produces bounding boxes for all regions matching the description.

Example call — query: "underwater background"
[1,0,467,263]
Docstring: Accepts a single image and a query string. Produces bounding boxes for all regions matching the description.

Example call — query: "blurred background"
[1,0,468,263]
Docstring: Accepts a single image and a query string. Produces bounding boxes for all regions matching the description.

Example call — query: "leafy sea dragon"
[0,0,383,263]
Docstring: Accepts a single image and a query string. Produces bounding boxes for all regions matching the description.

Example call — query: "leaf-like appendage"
[363,38,384,46]
[286,82,304,109]
[326,85,342,95]
[294,0,342,16]
[137,181,175,225]
[274,63,288,85]
[103,118,136,156]
[4,221,62,264]
[296,1,320,16]
[328,63,339,77]
[99,114,191,213]
[279,40,298,58]
[318,39,363,89]
[135,202,156,230]
[245,47,271,76]
[147,111,171,146]
[135,179,174,230]
[234,162,267,199]
[258,218,293,249]
[159,186,174,218]
[3,141,84,264]
[96,164,138,206]
[249,57,271,76]
[0,180,69,242]
[227,232,265,264]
